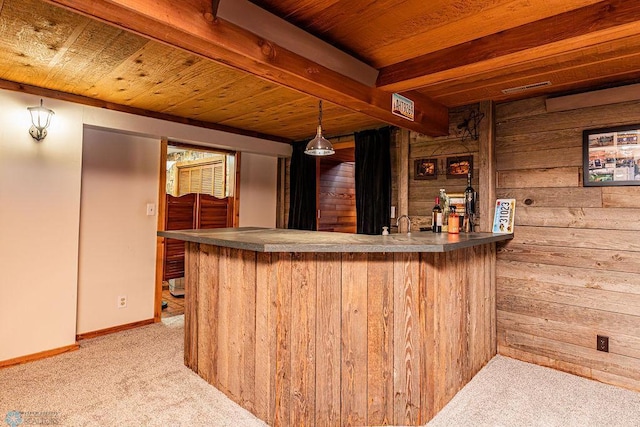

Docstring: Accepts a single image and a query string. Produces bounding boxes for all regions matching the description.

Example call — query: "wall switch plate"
[391,206,396,218]
[117,295,127,309]
[597,335,609,352]
[146,203,156,216]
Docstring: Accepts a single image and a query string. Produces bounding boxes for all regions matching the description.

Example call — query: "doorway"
[157,143,239,319]
[316,141,356,233]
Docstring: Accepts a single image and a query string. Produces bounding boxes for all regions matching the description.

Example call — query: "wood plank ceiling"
[2,0,640,143]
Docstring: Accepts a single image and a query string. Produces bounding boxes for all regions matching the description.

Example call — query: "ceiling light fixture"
[305,100,335,156]
[27,99,55,141]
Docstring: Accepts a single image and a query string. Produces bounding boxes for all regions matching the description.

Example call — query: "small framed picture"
[414,158,437,180]
[583,125,640,186]
[446,155,472,178]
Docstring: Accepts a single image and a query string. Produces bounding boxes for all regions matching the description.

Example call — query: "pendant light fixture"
[305,100,335,156]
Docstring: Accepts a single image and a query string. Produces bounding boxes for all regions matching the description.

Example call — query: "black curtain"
[287,141,317,230]
[355,127,391,235]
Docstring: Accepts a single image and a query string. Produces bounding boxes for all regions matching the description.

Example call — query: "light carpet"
[1,316,639,426]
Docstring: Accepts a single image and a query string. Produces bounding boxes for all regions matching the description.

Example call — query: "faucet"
[396,215,411,234]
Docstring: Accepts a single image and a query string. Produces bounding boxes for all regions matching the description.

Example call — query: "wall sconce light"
[305,100,334,156]
[457,109,484,142]
[27,99,55,141]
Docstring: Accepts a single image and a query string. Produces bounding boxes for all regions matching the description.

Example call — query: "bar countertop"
[158,227,512,253]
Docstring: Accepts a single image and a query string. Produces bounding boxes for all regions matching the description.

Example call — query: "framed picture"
[583,125,640,186]
[446,155,472,178]
[414,158,437,180]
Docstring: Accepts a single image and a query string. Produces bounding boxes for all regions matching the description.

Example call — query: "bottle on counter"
[439,188,449,231]
[448,206,459,234]
[432,196,443,233]
[463,172,476,232]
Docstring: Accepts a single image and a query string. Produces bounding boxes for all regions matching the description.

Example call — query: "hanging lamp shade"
[305,100,334,156]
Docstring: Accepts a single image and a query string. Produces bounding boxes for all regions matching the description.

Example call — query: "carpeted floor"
[0,316,265,427]
[1,316,639,426]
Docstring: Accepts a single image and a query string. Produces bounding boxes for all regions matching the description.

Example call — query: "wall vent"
[501,81,552,94]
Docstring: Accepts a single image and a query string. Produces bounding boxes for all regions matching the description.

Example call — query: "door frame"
[153,141,240,322]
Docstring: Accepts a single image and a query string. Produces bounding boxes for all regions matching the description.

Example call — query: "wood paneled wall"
[184,243,497,426]
[318,159,356,232]
[406,106,481,230]
[495,96,640,391]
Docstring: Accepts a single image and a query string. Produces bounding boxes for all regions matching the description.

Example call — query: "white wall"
[239,153,278,227]
[76,129,160,334]
[0,92,83,361]
[0,88,290,363]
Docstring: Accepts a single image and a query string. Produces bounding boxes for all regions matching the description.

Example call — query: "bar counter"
[159,227,512,426]
[158,226,511,252]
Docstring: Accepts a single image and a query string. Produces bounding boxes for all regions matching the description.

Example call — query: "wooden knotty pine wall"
[494,96,640,391]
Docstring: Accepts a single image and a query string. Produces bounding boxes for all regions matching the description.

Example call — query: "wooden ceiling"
[2,0,640,143]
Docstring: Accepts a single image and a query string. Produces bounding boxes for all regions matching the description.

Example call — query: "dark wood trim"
[378,0,640,91]
[0,78,291,144]
[76,318,155,341]
[43,0,449,136]
[0,343,79,369]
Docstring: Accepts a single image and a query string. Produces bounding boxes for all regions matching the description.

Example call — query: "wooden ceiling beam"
[43,0,449,136]
[377,0,640,92]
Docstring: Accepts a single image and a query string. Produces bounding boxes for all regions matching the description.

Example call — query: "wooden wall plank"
[479,100,495,232]
[393,252,421,425]
[367,252,394,426]
[341,252,369,426]
[497,259,640,295]
[602,187,640,208]
[499,277,640,317]
[496,100,640,137]
[497,167,579,188]
[498,243,640,275]
[239,249,257,412]
[274,253,292,427]
[290,252,317,426]
[495,129,582,154]
[496,187,603,208]
[497,294,640,339]
[196,244,219,385]
[423,252,437,421]
[216,247,232,397]
[512,225,640,252]
[315,252,342,426]
[497,146,582,170]
[498,310,640,360]
[515,206,640,230]
[254,252,276,424]
[184,242,199,370]
[502,330,640,382]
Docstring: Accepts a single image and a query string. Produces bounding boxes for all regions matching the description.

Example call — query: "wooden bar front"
[184,242,497,426]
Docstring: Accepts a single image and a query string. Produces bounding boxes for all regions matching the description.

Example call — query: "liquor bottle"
[439,188,448,230]
[432,196,443,233]
[464,172,476,232]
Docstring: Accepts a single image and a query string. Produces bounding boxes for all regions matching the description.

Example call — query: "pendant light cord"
[318,100,323,127]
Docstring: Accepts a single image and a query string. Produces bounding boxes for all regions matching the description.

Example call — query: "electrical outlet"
[597,335,609,352]
[117,295,127,309]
